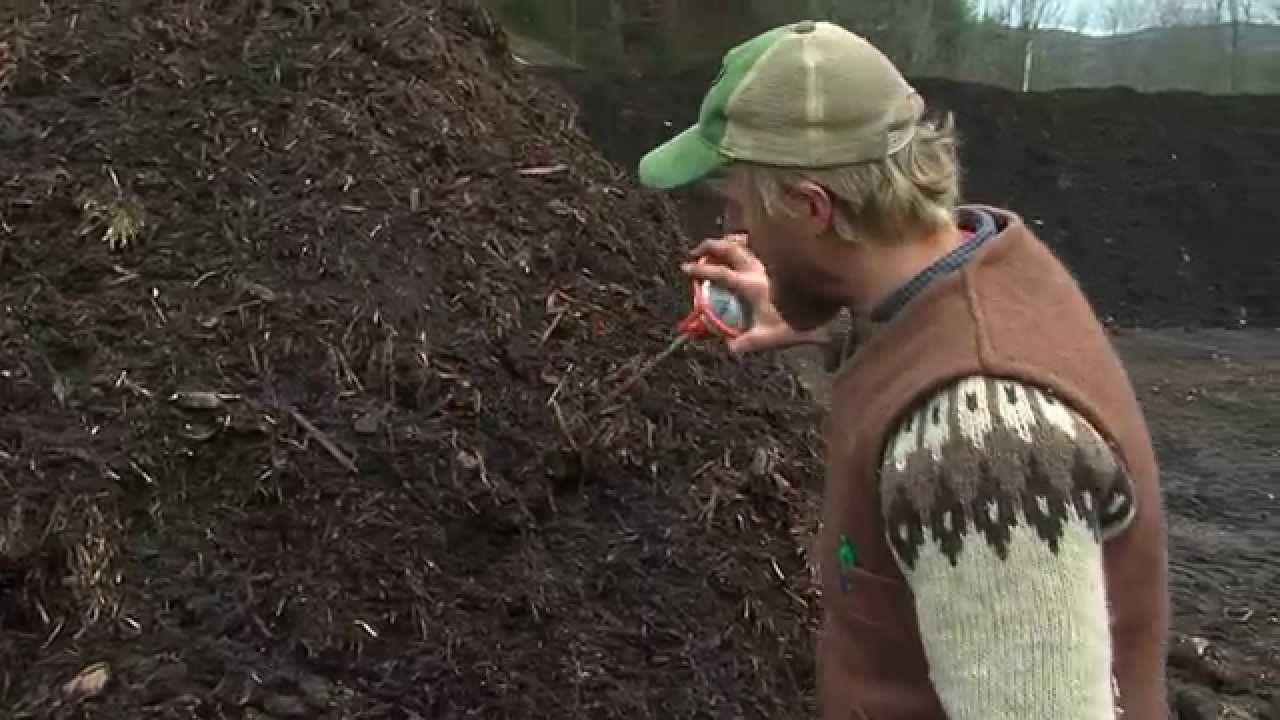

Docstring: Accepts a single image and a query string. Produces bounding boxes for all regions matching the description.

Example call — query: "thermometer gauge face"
[698,281,752,334]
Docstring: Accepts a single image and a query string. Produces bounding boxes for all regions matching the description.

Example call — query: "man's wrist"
[792,326,833,348]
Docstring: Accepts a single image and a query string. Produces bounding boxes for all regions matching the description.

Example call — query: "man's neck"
[843,223,967,317]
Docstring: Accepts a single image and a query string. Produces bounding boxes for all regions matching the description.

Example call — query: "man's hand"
[680,235,829,354]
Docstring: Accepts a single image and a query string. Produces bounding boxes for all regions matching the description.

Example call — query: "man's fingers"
[688,237,756,271]
[727,328,786,354]
[689,233,747,254]
[690,236,751,261]
[680,260,739,289]
[728,334,774,354]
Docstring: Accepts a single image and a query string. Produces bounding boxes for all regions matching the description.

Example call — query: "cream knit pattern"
[879,375,1137,720]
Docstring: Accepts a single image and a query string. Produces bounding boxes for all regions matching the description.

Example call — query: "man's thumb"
[727,331,774,354]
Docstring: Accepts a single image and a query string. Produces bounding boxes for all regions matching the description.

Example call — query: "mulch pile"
[0,2,826,717]
[547,67,1280,330]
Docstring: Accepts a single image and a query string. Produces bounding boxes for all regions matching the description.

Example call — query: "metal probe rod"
[588,333,689,416]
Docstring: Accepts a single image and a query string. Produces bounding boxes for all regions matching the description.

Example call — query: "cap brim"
[638,124,725,190]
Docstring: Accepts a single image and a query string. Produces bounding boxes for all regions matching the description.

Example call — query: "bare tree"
[1103,0,1147,32]
[1149,0,1252,92]
[892,0,943,72]
[991,0,1068,90]
[1149,0,1219,26]
[1071,3,1095,31]
[1224,0,1254,90]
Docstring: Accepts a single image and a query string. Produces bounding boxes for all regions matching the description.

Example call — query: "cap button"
[793,20,817,34]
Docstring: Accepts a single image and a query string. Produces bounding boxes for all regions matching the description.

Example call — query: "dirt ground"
[0,2,1276,719]
[1117,330,1280,710]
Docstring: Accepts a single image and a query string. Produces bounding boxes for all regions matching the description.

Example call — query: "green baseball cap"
[638,20,922,190]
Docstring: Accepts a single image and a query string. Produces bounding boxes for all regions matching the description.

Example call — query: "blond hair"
[728,112,961,245]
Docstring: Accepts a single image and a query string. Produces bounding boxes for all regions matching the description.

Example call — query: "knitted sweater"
[815,207,1167,720]
[877,373,1137,719]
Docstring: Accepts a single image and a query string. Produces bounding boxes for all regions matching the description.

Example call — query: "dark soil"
[544,67,1280,330]
[1112,329,1280,720]
[0,2,827,717]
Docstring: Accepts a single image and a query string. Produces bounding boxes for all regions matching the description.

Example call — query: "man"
[637,20,1170,720]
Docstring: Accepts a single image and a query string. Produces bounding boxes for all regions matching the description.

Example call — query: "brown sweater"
[817,207,1170,720]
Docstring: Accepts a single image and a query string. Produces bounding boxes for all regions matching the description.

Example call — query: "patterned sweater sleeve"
[878,375,1138,720]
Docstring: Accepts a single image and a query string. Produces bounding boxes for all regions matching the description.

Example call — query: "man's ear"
[792,181,834,236]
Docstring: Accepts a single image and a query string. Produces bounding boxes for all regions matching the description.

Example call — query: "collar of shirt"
[869,207,1000,324]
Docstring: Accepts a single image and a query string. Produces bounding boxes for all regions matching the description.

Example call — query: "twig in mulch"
[286,406,358,474]
[550,400,578,452]
[569,334,690,449]
[517,164,568,177]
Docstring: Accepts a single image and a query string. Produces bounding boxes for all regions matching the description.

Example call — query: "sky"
[992,0,1110,34]
[1034,0,1280,35]
[1060,0,1105,32]
[1069,0,1124,34]
[974,0,1214,35]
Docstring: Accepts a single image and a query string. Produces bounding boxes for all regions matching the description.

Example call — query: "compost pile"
[548,68,1280,330]
[0,2,825,717]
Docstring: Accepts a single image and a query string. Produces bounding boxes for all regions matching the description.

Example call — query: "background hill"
[488,0,1280,93]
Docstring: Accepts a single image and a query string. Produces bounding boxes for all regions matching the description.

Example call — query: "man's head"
[639,21,961,329]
